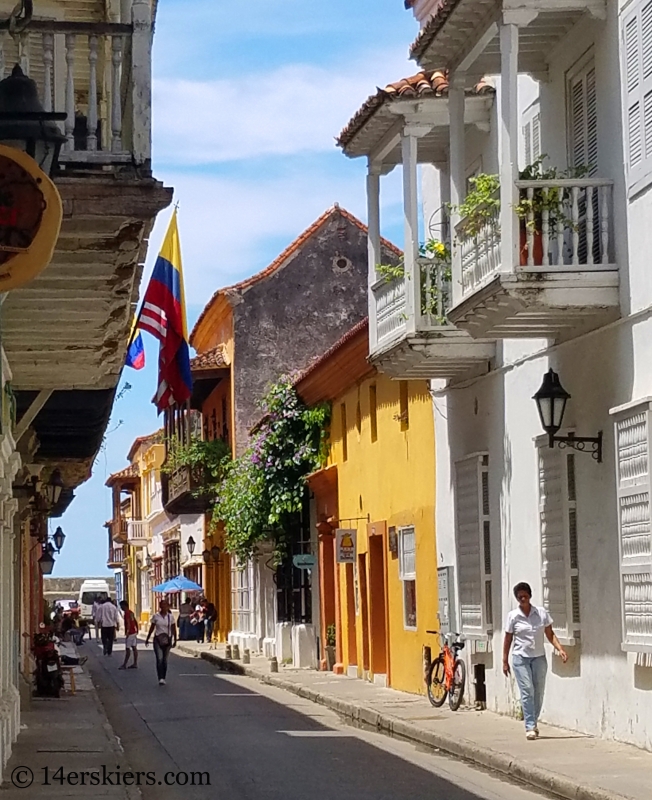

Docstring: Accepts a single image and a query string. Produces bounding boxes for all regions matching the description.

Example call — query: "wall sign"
[336,528,357,564]
[0,144,62,291]
[292,554,316,570]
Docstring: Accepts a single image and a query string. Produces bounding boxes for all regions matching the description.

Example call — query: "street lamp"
[202,549,211,565]
[186,536,196,556]
[0,65,67,175]
[38,546,55,575]
[533,368,603,462]
[211,545,221,563]
[44,468,64,507]
[145,554,153,570]
[52,526,65,552]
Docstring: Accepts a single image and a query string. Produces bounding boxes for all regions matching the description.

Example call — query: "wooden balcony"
[127,519,149,548]
[371,257,495,380]
[163,465,211,516]
[2,4,171,500]
[107,545,125,568]
[109,518,128,544]
[448,178,620,340]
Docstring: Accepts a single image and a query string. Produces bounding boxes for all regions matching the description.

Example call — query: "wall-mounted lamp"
[533,369,602,462]
[186,536,196,556]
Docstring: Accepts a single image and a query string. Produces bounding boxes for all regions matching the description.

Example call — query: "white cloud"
[153,49,414,165]
[144,166,405,311]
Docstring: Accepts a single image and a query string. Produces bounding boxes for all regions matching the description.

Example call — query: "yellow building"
[106,431,164,624]
[296,320,439,695]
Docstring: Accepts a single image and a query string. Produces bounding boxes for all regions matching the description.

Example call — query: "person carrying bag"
[145,599,177,685]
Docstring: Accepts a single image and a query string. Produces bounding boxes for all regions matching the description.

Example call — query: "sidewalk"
[1,664,137,799]
[177,641,651,800]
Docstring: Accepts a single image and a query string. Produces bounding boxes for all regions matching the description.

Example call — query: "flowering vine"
[213,378,330,563]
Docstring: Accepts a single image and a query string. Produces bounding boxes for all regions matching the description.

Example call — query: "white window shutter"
[613,405,652,650]
[623,0,652,190]
[455,453,491,636]
[532,113,541,162]
[539,446,570,638]
[523,121,532,166]
[569,62,598,175]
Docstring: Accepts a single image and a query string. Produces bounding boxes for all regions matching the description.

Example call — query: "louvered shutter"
[532,114,541,162]
[522,112,541,168]
[613,404,652,650]
[539,447,569,636]
[538,446,581,641]
[523,121,532,166]
[455,453,491,636]
[623,0,652,190]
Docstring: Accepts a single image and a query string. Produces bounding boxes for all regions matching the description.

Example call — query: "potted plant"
[515,156,589,267]
[325,623,337,671]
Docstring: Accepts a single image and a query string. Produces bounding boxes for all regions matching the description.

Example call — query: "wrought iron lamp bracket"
[549,431,603,463]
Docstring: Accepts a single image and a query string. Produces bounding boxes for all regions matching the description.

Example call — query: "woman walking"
[503,582,568,740]
[145,599,177,685]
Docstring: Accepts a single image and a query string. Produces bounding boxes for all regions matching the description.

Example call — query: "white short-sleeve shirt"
[151,612,174,638]
[506,605,552,658]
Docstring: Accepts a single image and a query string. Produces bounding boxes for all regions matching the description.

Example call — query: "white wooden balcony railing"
[457,178,614,299]
[127,519,149,546]
[372,256,452,350]
[0,4,152,165]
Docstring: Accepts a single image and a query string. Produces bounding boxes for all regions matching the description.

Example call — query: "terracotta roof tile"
[409,0,462,61]
[190,205,401,346]
[105,463,140,487]
[126,429,163,462]
[337,70,493,151]
[191,345,229,372]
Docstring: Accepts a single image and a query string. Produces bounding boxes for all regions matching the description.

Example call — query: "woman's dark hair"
[513,582,532,599]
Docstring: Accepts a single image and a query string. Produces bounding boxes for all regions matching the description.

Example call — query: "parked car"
[51,599,80,620]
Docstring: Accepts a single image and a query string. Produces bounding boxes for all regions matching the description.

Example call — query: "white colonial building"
[340,0,652,750]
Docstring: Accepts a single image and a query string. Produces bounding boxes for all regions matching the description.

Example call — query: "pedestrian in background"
[145,599,177,685]
[97,597,120,656]
[503,582,568,740]
[119,600,139,670]
[204,599,217,644]
[192,601,205,644]
[92,599,101,640]
[178,596,193,641]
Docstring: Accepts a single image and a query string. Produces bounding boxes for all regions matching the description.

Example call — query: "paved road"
[86,639,549,800]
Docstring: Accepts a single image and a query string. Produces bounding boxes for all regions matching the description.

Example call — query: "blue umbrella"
[152,575,203,594]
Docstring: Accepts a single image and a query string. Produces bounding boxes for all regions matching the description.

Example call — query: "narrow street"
[85,640,547,800]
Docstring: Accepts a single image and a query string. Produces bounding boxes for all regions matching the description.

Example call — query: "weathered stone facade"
[231,208,399,452]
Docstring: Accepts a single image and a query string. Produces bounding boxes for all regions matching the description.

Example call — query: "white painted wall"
[429,2,652,749]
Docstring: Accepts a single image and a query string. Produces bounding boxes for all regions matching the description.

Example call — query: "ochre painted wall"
[329,375,438,695]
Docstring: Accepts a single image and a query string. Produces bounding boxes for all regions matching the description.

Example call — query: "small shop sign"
[292,554,316,570]
[336,529,357,564]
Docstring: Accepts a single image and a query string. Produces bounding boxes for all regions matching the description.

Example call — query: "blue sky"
[54,0,419,576]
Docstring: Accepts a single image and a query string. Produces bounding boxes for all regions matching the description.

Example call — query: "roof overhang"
[410,0,600,80]
[341,94,494,166]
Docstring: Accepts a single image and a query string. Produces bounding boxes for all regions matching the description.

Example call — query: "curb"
[176,644,633,800]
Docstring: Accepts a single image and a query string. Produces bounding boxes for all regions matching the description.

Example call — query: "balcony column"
[499,22,520,271]
[402,122,430,334]
[448,72,466,307]
[366,161,381,353]
[132,0,153,165]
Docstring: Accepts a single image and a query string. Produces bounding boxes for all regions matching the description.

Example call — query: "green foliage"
[455,173,500,238]
[376,238,452,323]
[515,156,589,233]
[214,379,330,564]
[163,435,231,483]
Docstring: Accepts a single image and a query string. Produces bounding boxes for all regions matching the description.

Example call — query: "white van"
[78,579,111,622]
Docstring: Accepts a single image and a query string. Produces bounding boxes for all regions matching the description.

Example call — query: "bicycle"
[426,630,466,710]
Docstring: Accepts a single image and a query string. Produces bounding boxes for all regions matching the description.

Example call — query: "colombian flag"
[125,314,145,371]
[135,210,192,412]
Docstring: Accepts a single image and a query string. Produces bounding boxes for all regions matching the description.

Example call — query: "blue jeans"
[512,654,547,731]
[153,637,171,680]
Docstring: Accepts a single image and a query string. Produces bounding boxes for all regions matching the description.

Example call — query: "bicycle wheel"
[448,658,466,711]
[427,656,447,707]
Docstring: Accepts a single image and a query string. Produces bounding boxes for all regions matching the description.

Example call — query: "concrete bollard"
[225,644,232,659]
[232,644,241,660]
[242,649,251,664]
[270,656,279,673]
